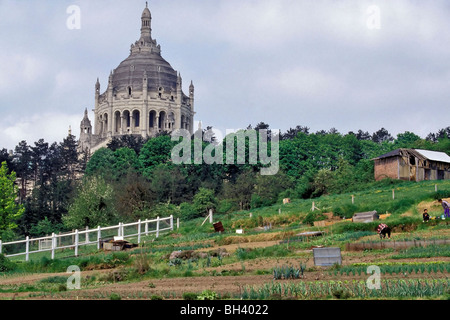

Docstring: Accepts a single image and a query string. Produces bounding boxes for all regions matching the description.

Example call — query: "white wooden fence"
[0,216,173,261]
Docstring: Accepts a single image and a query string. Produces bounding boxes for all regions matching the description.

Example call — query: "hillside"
[1,179,449,301]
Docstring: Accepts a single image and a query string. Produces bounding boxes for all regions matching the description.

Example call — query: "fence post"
[392,189,395,200]
[435,184,438,192]
[85,226,89,244]
[352,195,355,204]
[74,229,79,257]
[170,215,174,231]
[51,233,56,260]
[156,216,160,238]
[177,217,180,229]
[97,226,101,250]
[0,240,2,254]
[138,219,141,244]
[145,220,148,235]
[25,236,30,262]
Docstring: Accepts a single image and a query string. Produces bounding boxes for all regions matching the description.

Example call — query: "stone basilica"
[79,3,195,153]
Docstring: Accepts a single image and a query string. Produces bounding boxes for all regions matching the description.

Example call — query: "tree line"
[0,124,449,241]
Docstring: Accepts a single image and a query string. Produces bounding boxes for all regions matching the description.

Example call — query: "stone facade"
[78,4,195,154]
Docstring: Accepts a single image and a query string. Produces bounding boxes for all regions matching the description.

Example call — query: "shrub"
[333,204,360,219]
[38,276,67,284]
[302,211,327,226]
[197,290,218,300]
[179,202,199,221]
[217,199,237,214]
[183,292,199,300]
[0,254,16,272]
[109,293,121,300]
[432,190,450,200]
[150,295,164,300]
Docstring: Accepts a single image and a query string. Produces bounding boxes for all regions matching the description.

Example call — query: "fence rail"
[0,216,173,261]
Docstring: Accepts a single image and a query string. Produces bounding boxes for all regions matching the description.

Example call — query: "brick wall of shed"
[374,157,399,181]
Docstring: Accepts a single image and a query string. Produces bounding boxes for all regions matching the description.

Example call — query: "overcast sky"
[1,0,450,150]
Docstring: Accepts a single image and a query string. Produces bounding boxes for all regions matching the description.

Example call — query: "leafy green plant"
[0,254,16,272]
[197,290,218,300]
[182,292,199,300]
[109,293,121,300]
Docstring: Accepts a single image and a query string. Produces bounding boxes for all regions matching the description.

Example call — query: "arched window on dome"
[149,110,156,128]
[123,110,131,131]
[114,111,121,133]
[133,110,140,128]
[159,111,166,130]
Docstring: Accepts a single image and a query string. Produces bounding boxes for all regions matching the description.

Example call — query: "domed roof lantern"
[141,2,152,41]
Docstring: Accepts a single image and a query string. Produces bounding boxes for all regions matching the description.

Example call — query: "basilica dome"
[112,52,178,93]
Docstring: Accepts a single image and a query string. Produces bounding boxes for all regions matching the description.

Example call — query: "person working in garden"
[438,199,449,219]
[423,209,430,222]
[377,223,391,239]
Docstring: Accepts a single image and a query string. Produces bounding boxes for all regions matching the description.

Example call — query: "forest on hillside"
[1,124,449,241]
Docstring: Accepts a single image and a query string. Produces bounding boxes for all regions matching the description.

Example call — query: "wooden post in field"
[312,202,315,211]
[177,217,180,229]
[352,195,355,204]
[209,209,213,223]
[170,215,174,231]
[145,220,149,235]
[392,189,395,200]
[435,184,438,192]
[97,226,101,250]
[25,236,29,262]
[74,230,79,257]
[279,208,281,214]
[0,240,2,254]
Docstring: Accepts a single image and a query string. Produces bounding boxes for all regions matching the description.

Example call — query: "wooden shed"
[352,211,379,223]
[373,149,450,182]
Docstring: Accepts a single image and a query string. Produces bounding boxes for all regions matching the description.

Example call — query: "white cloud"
[0,113,82,151]
[1,0,450,150]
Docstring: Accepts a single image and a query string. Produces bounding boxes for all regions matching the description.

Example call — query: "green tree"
[394,131,422,148]
[252,171,294,208]
[113,148,139,178]
[0,162,25,239]
[85,148,116,178]
[63,176,118,229]
[222,169,256,210]
[139,135,176,179]
[114,171,155,221]
[193,188,217,216]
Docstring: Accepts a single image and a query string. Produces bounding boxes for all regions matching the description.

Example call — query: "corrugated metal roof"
[373,148,450,163]
[415,149,450,164]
